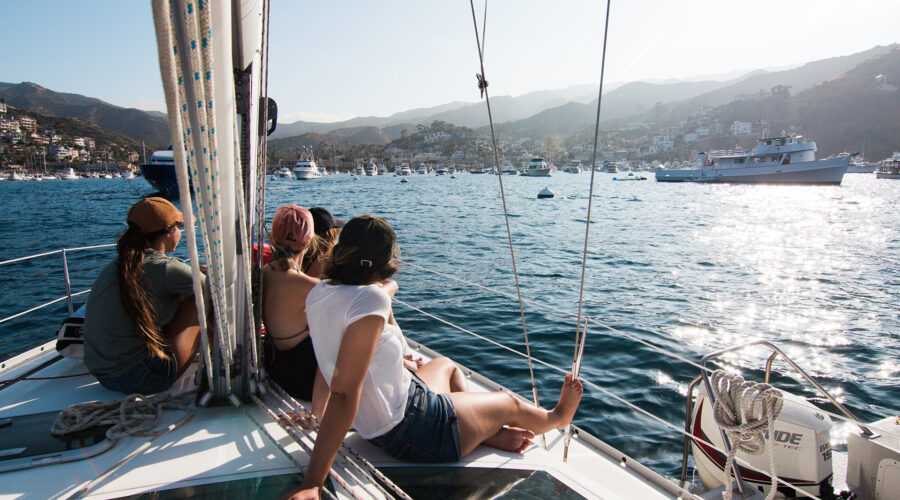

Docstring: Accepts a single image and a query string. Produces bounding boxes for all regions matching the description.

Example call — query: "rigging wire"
[401,259,710,373]
[564,0,613,462]
[253,0,273,391]
[467,0,545,441]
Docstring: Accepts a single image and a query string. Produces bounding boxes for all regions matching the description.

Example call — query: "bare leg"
[449,374,583,457]
[310,369,330,420]
[414,357,469,393]
[163,295,202,378]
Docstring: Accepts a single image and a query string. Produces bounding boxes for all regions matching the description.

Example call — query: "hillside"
[270,84,599,138]
[662,44,898,122]
[1,104,142,163]
[268,126,393,153]
[0,82,170,147]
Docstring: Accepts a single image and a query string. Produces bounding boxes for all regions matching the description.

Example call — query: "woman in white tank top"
[289,215,584,500]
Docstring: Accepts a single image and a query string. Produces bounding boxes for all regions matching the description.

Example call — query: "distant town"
[0,99,141,176]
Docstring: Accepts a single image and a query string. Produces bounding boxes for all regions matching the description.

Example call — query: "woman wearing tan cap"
[83,197,204,394]
[262,204,329,417]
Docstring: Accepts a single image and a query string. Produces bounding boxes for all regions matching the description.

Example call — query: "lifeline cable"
[392,297,818,499]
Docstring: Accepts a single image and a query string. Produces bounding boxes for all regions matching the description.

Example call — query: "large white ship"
[655,135,849,184]
[293,158,322,180]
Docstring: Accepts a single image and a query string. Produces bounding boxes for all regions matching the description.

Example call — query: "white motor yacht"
[655,135,849,184]
[564,160,582,174]
[293,159,322,180]
[521,157,553,177]
[397,163,412,175]
[60,167,80,180]
[277,167,293,178]
[876,152,900,179]
[499,162,518,175]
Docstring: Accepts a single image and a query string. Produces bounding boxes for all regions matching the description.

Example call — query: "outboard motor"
[691,381,835,498]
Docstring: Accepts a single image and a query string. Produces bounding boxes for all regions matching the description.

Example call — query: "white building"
[730,121,752,136]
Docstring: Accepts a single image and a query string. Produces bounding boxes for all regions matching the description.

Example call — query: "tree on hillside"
[542,136,561,162]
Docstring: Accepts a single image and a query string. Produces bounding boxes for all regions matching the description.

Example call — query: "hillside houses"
[0,104,140,168]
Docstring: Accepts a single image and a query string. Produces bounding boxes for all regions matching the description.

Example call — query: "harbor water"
[0,172,898,478]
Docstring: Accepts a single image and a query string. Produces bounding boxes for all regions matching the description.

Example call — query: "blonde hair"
[271,235,324,273]
[302,227,340,273]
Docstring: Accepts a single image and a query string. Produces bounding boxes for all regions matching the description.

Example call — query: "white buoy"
[538,187,554,199]
[401,178,409,183]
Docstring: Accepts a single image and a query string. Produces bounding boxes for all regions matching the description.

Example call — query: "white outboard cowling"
[691,383,835,497]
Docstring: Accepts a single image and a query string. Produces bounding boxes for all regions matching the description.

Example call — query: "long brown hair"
[117,222,170,359]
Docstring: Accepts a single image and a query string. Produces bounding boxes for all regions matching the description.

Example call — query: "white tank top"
[306,281,411,439]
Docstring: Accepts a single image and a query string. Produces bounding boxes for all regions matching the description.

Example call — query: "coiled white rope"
[709,370,783,500]
[51,390,197,440]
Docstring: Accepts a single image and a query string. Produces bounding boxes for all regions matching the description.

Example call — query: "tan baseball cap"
[127,197,184,234]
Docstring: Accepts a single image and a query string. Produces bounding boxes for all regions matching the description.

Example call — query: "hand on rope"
[709,370,783,500]
[476,73,488,98]
[51,390,198,440]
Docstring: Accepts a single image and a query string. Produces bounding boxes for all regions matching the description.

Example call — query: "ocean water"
[1,172,898,478]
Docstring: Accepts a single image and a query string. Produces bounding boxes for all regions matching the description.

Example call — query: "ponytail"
[117,223,170,359]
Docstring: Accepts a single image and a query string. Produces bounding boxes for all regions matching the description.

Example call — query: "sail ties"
[476,73,488,98]
[709,370,783,500]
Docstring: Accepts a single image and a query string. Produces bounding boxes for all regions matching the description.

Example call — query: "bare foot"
[482,426,536,453]
[550,374,584,428]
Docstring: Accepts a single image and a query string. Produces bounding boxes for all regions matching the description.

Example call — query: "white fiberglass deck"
[0,340,686,499]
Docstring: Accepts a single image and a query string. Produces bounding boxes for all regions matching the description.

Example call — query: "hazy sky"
[0,1,897,123]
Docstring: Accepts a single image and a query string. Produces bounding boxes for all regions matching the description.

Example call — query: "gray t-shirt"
[84,249,197,378]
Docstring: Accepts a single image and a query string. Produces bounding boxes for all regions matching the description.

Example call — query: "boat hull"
[655,156,849,185]
[140,162,187,195]
[521,169,552,177]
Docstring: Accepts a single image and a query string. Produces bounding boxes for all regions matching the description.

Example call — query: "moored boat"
[655,135,849,184]
[293,158,322,180]
[500,162,519,175]
[521,157,553,177]
[60,167,80,180]
[564,160,582,174]
[139,147,181,194]
[876,152,900,179]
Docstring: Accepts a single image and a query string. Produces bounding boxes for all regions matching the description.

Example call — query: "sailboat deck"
[0,342,684,499]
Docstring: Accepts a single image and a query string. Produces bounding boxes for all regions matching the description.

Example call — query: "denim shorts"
[369,373,461,462]
[96,351,178,395]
